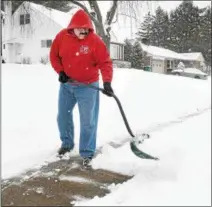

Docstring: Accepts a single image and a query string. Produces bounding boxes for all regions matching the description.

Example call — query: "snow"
[184,68,207,75]
[29,2,77,28]
[29,2,120,43]
[179,52,203,61]
[59,175,93,184]
[177,61,185,69]
[140,43,182,60]
[2,63,211,206]
[76,110,211,206]
[173,68,208,75]
[140,43,205,62]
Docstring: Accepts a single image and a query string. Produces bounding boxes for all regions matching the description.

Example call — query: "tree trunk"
[101,34,110,51]
[104,35,110,51]
[94,24,111,51]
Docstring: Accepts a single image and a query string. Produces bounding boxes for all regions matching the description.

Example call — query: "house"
[2,1,125,64]
[178,52,205,69]
[140,43,206,74]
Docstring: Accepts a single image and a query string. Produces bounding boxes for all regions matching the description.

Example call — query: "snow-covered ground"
[2,64,211,206]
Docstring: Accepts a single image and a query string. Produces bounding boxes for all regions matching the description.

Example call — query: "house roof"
[25,2,120,43]
[140,43,181,60]
[140,43,205,62]
[29,2,76,28]
[179,52,205,62]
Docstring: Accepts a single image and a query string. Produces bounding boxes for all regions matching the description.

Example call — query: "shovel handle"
[68,79,135,138]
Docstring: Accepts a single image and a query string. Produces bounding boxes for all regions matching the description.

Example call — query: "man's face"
[74,28,89,39]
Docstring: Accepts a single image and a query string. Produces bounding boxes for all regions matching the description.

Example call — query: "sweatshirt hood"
[67,9,94,32]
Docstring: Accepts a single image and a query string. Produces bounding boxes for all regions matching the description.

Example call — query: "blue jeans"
[57,81,99,158]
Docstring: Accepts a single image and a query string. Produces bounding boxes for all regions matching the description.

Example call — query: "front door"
[15,43,23,63]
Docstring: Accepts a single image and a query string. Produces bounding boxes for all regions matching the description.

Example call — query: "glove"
[59,71,69,83]
[103,82,114,97]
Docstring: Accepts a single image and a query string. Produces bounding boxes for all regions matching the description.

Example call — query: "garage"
[151,58,165,74]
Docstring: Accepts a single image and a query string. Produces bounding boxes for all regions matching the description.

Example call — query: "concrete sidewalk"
[2,156,131,206]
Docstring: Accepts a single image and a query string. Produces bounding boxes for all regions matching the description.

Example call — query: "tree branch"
[128,2,137,19]
[106,1,118,25]
[117,12,142,23]
[112,12,118,24]
[87,0,103,24]
[70,0,89,13]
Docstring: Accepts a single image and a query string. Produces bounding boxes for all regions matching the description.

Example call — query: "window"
[167,60,171,68]
[20,14,24,25]
[46,40,52,47]
[41,40,52,48]
[25,13,30,24]
[20,14,30,25]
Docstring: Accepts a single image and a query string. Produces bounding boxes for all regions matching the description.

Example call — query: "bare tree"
[68,1,147,49]
[70,0,117,49]
[5,1,149,49]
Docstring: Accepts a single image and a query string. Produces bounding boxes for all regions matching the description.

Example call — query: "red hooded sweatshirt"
[49,9,113,84]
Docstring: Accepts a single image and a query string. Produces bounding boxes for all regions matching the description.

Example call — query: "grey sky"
[158,1,211,12]
[98,1,211,42]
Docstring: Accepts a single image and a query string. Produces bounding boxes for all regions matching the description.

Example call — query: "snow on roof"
[140,43,182,60]
[29,2,78,28]
[152,56,166,60]
[29,2,122,44]
[179,53,204,61]
[140,43,204,62]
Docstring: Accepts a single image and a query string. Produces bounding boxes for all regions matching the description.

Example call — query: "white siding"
[3,2,62,63]
[3,2,124,63]
[110,43,124,60]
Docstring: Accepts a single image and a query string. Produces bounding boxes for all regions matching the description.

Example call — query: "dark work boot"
[82,157,93,169]
[57,147,71,157]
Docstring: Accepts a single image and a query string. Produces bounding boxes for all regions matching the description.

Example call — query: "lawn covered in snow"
[2,63,211,206]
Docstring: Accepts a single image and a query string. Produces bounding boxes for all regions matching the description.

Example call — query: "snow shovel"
[68,79,159,160]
